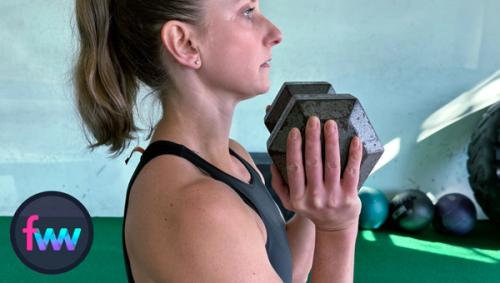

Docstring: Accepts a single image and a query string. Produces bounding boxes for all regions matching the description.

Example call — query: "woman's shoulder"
[126,139,262,218]
[126,141,250,213]
[131,139,253,193]
[124,145,266,238]
[124,159,267,283]
[128,152,210,202]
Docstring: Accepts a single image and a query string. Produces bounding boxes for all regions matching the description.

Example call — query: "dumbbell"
[264,81,384,189]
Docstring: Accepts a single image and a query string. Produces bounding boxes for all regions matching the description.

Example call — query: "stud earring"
[195,59,200,65]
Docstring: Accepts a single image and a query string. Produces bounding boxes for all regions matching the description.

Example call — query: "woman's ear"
[160,21,201,69]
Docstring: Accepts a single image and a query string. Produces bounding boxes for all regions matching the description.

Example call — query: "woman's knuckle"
[325,161,338,170]
[290,194,303,205]
[287,163,299,172]
[311,197,322,208]
[345,166,357,177]
[355,197,362,208]
[305,158,319,167]
[326,199,336,209]
[309,187,321,197]
[294,202,306,212]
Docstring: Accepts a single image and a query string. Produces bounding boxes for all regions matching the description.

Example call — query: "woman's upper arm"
[130,179,283,283]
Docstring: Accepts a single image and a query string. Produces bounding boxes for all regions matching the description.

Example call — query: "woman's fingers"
[270,163,292,210]
[304,116,323,189]
[324,120,341,187]
[287,127,305,202]
[341,136,363,194]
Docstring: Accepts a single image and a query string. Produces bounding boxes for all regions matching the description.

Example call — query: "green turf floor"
[1,217,499,282]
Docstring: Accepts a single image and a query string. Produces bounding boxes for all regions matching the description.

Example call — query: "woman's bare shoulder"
[124,157,269,281]
[127,154,210,211]
[126,174,274,282]
[125,148,264,229]
[126,139,262,218]
[130,139,254,198]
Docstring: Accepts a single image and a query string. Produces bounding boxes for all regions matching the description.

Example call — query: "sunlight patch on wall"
[417,70,500,143]
[371,137,401,174]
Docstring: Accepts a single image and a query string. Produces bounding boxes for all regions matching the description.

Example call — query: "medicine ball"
[358,186,389,230]
[389,189,435,232]
[467,101,500,225]
[433,193,477,236]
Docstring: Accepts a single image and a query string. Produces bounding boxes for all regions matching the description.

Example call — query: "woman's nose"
[271,25,283,46]
[265,19,283,47]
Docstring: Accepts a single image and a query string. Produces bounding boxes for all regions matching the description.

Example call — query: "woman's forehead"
[202,0,258,23]
[205,0,255,15]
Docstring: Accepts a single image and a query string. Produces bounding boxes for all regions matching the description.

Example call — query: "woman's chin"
[254,86,269,97]
[257,77,271,94]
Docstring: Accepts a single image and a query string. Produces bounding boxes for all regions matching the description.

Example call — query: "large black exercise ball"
[358,186,389,230]
[467,102,500,225]
[389,189,435,232]
[433,193,477,236]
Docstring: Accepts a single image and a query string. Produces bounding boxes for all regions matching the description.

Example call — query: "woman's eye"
[243,7,255,18]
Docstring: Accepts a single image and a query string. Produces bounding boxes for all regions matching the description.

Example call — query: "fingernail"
[326,120,336,132]
[291,128,299,139]
[309,116,318,129]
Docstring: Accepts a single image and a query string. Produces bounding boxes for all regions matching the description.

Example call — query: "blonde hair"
[72,0,202,156]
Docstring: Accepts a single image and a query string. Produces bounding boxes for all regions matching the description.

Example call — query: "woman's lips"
[260,58,272,68]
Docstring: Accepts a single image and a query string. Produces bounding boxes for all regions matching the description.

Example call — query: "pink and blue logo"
[22,214,82,252]
[10,191,93,274]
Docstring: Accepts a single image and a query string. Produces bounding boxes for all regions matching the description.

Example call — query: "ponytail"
[73,0,139,156]
[72,0,202,156]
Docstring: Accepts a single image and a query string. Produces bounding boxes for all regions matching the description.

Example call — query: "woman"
[73,0,363,282]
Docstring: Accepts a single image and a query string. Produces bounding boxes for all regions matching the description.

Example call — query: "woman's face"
[198,0,282,98]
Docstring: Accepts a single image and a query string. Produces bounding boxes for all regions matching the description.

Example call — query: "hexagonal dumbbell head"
[264,82,336,132]
[266,83,384,189]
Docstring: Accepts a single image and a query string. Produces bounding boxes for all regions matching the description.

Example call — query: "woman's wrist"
[315,221,359,236]
[290,213,314,225]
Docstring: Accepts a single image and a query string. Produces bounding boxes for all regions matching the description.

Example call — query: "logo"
[10,191,93,274]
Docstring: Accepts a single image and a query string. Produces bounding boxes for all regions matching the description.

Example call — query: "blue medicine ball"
[358,187,389,229]
[433,193,477,236]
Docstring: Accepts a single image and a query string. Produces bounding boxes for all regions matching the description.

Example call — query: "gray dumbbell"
[265,81,384,189]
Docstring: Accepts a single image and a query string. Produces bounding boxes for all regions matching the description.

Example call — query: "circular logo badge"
[10,191,93,274]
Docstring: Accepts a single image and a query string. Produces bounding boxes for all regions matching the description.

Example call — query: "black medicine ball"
[389,189,435,232]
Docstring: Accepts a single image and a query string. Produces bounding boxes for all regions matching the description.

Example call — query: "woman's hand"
[265,105,363,232]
